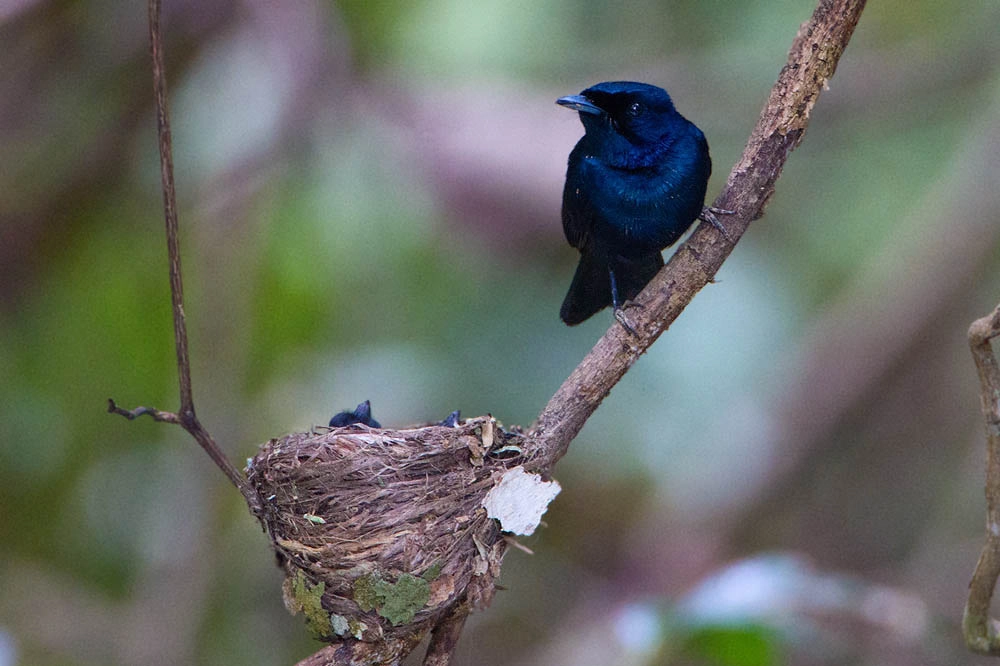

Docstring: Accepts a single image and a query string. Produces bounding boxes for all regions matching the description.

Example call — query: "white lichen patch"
[330,614,367,639]
[330,613,350,636]
[482,466,561,536]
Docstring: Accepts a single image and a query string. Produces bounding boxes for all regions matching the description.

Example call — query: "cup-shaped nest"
[246,415,527,659]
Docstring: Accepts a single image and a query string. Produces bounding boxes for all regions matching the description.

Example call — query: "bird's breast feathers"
[569,151,704,251]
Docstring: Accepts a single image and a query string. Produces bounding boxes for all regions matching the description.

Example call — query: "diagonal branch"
[526,0,868,471]
[964,303,1000,655]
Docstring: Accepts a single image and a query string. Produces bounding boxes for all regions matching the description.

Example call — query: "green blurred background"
[2,0,999,664]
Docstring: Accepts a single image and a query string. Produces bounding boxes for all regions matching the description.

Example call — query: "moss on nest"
[246,415,526,651]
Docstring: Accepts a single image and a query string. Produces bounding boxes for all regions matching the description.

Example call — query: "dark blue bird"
[557,81,716,327]
[439,410,461,427]
[328,400,381,428]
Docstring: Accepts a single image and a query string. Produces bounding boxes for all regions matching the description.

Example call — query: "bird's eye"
[627,102,644,117]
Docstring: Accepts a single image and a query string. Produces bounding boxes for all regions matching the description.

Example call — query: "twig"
[107,398,180,423]
[109,0,261,515]
[964,303,1000,655]
[526,0,868,471]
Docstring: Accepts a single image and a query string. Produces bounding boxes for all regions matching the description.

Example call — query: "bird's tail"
[560,252,609,325]
[560,252,663,325]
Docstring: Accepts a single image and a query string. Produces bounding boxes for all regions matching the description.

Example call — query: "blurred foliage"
[678,625,780,666]
[1,0,999,664]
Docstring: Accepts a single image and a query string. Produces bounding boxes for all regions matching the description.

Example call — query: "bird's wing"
[561,153,595,251]
[561,187,590,250]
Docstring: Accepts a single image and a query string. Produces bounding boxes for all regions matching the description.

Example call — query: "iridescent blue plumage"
[557,81,712,326]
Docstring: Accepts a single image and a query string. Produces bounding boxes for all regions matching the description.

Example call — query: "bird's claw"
[699,206,736,244]
[614,306,640,337]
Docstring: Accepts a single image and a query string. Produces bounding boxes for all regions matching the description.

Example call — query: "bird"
[556,81,722,329]
[439,410,461,427]
[328,400,381,428]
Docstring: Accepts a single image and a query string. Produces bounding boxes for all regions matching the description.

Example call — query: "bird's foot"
[614,305,640,337]
[699,206,736,244]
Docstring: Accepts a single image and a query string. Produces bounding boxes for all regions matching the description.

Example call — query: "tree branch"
[422,604,469,666]
[109,0,261,515]
[526,0,868,471]
[964,303,1000,655]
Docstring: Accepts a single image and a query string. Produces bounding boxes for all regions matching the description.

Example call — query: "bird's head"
[557,81,682,163]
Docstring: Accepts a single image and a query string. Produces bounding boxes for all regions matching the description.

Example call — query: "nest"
[246,415,528,659]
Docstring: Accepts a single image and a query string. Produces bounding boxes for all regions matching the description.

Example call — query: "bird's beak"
[556,94,602,115]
